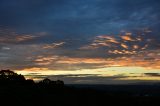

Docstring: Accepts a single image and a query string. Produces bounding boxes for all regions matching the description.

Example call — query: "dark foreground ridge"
[0,69,160,106]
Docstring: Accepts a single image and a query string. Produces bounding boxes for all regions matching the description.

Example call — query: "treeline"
[0,69,64,88]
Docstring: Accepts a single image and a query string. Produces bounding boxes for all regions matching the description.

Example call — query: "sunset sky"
[0,0,160,84]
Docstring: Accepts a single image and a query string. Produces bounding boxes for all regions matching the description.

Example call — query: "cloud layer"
[0,0,160,83]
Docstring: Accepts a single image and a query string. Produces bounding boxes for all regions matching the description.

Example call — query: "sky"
[0,0,160,84]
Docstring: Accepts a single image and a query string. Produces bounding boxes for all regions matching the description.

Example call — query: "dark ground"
[1,84,160,106]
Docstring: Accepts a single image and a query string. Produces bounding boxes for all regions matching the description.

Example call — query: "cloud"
[24,73,160,84]
[133,45,139,49]
[108,50,136,55]
[80,35,119,49]
[20,48,159,70]
[121,43,128,49]
[0,0,159,81]
[144,73,160,77]
[96,35,119,44]
[22,74,128,84]
[43,42,65,49]
[19,67,49,72]
[0,28,159,71]
[0,28,47,44]
[120,33,135,41]
[80,30,152,57]
[0,34,37,44]
[34,56,59,65]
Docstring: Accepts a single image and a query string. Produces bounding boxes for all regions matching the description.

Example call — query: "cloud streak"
[43,42,65,49]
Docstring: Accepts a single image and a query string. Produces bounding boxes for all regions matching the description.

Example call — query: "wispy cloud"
[0,34,37,43]
[43,42,65,49]
[0,28,46,44]
[121,43,128,49]
[80,35,119,49]
[34,56,59,65]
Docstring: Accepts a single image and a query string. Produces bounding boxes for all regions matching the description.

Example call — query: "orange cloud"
[0,28,46,44]
[133,45,139,49]
[0,34,37,43]
[34,56,58,65]
[57,57,107,64]
[52,49,160,69]
[121,35,134,41]
[16,35,37,42]
[80,35,119,49]
[108,50,136,55]
[14,48,160,73]
[95,35,119,44]
[121,43,128,49]
[18,67,49,72]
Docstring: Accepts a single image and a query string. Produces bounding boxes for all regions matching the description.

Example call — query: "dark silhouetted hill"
[0,70,160,106]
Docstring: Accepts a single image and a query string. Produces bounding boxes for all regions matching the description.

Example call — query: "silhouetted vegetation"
[0,69,25,84]
[38,78,64,88]
[0,69,64,87]
[0,69,160,106]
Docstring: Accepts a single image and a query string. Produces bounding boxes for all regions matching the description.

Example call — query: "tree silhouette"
[55,80,64,86]
[0,69,64,87]
[42,78,52,84]
[0,69,25,84]
[38,78,64,88]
